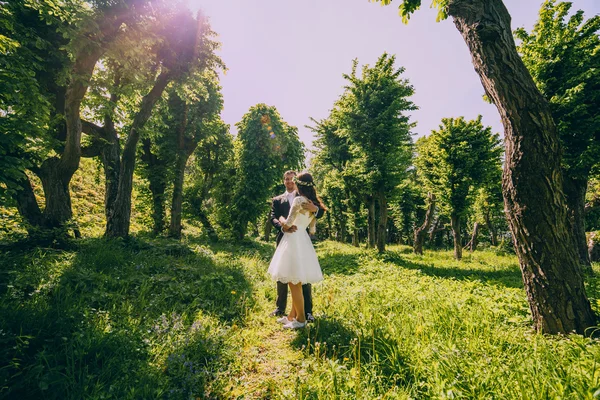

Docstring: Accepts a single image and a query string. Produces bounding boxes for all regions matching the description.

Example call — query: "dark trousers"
[276,281,312,315]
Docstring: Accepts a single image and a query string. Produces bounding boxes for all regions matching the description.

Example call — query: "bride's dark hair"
[295,172,327,211]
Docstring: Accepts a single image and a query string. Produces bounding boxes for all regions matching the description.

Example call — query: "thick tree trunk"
[376,191,388,253]
[484,210,497,246]
[414,192,436,255]
[106,71,171,238]
[37,158,74,230]
[564,175,592,270]
[450,213,462,260]
[367,196,376,248]
[448,0,596,334]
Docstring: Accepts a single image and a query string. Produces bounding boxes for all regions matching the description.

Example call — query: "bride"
[268,172,326,329]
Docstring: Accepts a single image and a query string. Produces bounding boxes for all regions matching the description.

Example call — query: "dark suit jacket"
[270,191,325,246]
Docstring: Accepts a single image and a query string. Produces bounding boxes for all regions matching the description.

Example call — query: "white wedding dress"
[268,196,323,285]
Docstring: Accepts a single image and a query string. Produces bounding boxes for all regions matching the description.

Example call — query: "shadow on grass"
[319,252,361,276]
[379,250,525,289]
[0,236,253,399]
[289,317,424,395]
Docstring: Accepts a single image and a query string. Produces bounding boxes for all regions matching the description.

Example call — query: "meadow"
[1,237,599,399]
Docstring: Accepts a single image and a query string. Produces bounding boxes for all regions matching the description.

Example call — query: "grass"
[1,238,599,399]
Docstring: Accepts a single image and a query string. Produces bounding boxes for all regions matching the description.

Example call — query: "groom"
[270,170,324,322]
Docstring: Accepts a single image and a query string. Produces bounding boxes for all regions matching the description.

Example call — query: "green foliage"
[515,0,600,180]
[0,0,71,203]
[415,116,503,221]
[341,53,416,195]
[229,104,305,238]
[373,0,448,23]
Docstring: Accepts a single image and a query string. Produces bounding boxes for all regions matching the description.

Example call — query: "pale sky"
[188,0,599,159]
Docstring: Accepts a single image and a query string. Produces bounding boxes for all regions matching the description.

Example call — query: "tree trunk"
[414,192,436,255]
[376,191,388,253]
[14,173,44,232]
[263,214,272,242]
[564,175,592,270]
[484,210,497,246]
[106,71,171,238]
[448,0,596,334]
[450,213,462,260]
[141,138,167,235]
[367,196,376,248]
[168,154,188,238]
[467,222,480,252]
[198,209,218,242]
[101,127,121,225]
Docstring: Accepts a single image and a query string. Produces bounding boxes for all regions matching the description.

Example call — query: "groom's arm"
[315,205,325,219]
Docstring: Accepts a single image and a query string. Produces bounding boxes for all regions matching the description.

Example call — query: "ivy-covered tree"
[415,116,502,260]
[373,0,597,336]
[184,119,233,242]
[515,0,600,268]
[230,104,304,240]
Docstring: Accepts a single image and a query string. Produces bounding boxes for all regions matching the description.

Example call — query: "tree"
[184,119,233,242]
[515,0,600,268]
[3,0,143,235]
[415,116,502,260]
[374,0,597,334]
[341,54,416,252]
[230,104,304,240]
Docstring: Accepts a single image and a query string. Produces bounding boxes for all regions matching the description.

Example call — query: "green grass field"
[1,238,599,399]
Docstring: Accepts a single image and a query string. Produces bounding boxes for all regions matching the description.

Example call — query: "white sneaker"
[277,316,291,324]
[283,320,306,329]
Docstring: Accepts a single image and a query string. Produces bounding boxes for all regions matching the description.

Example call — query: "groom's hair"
[283,170,297,178]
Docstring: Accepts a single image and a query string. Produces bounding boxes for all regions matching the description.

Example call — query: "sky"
[188,0,600,160]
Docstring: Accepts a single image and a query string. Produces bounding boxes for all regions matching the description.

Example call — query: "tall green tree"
[373,0,597,335]
[341,53,416,252]
[230,104,304,240]
[415,116,502,260]
[515,0,600,268]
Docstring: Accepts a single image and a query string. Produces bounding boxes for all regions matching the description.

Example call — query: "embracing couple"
[267,170,326,329]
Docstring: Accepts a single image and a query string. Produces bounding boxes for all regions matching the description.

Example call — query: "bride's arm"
[283,197,303,227]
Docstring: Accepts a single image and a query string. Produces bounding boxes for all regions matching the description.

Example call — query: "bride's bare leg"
[287,283,297,321]
[289,282,306,323]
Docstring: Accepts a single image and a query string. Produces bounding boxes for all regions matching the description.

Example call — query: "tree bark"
[450,213,462,260]
[367,196,376,248]
[564,175,592,270]
[448,0,596,334]
[263,214,272,242]
[105,71,171,238]
[168,153,190,238]
[413,192,436,255]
